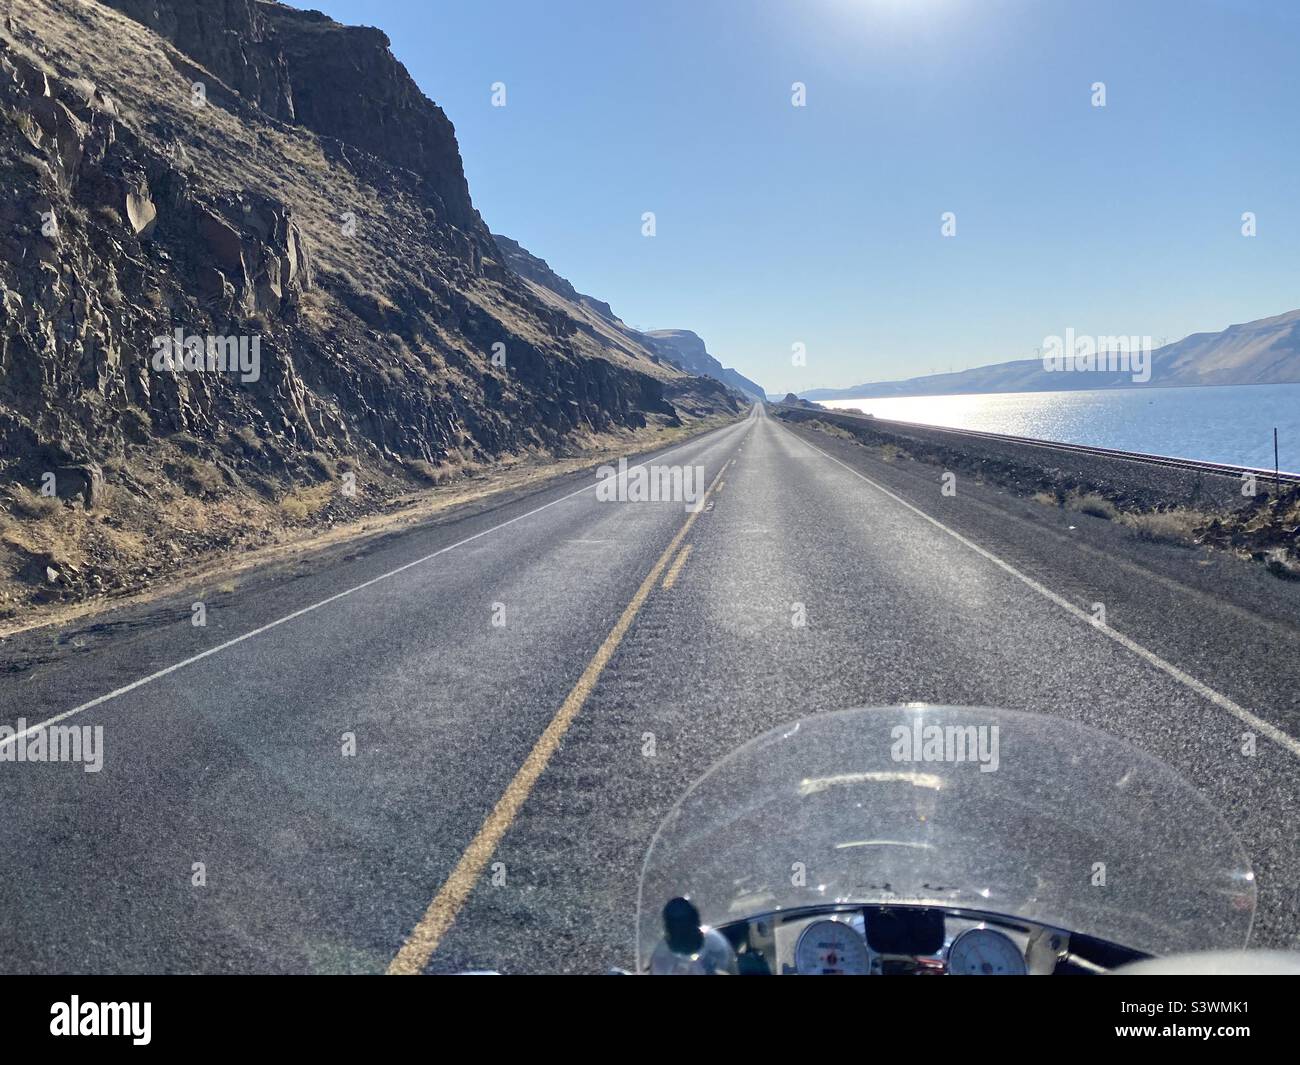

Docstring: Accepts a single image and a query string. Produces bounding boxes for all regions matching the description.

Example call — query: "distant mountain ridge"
[799,309,1300,401]
[492,235,765,401]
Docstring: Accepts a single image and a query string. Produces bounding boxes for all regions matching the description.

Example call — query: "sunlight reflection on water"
[822,384,1300,471]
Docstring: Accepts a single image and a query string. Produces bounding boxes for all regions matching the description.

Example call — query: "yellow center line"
[661,544,693,589]
[386,462,729,975]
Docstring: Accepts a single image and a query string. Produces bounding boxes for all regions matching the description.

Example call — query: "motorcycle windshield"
[636,706,1255,968]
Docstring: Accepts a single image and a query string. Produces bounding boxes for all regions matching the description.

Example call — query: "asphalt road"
[1,404,1297,973]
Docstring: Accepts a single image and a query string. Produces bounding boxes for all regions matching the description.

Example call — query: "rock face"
[0,28,319,468]
[53,462,104,508]
[260,3,483,235]
[643,329,766,401]
[103,0,484,242]
[100,0,296,121]
[0,0,738,503]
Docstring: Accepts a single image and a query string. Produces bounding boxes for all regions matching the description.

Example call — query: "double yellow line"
[386,460,730,974]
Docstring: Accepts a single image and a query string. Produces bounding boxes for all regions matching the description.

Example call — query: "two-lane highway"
[0,412,753,972]
[2,404,1297,973]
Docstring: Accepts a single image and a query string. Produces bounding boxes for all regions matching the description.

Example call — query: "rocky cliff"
[492,233,764,402]
[643,329,766,400]
[0,0,740,618]
[97,0,297,122]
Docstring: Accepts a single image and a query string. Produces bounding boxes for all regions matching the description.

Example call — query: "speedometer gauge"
[946,928,1027,975]
[795,919,871,975]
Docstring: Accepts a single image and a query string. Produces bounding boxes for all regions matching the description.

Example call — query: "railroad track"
[773,403,1300,485]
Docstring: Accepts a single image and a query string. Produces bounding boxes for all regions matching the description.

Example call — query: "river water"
[821,384,1300,472]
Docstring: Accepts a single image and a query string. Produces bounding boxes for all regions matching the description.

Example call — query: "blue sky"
[302,0,1300,394]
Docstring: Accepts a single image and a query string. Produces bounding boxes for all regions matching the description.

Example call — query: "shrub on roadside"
[1119,509,1203,546]
[1067,493,1119,520]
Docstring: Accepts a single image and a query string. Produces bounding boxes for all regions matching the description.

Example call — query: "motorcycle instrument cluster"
[687,903,1090,975]
[793,919,873,976]
[945,927,1028,975]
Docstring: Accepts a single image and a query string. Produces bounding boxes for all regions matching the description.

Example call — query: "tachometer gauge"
[946,928,1027,975]
[795,919,871,975]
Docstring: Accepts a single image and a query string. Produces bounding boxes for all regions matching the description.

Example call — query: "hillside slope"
[491,233,764,401]
[0,0,740,618]
[643,329,765,400]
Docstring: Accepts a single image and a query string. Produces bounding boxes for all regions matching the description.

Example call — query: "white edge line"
[784,424,1300,761]
[0,420,750,749]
